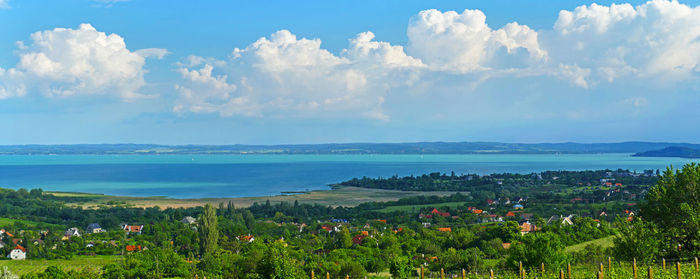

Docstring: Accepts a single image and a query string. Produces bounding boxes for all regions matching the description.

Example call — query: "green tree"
[257,243,306,279]
[507,232,569,270]
[612,218,662,263]
[641,164,700,257]
[200,203,219,257]
[389,256,414,279]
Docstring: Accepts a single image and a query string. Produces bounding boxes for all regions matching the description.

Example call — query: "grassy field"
[0,255,121,276]
[375,201,467,213]
[55,186,458,209]
[564,235,615,254]
[0,217,64,230]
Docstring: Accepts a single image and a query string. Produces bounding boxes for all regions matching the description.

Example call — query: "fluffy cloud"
[174,30,421,119]
[0,24,166,100]
[549,0,700,84]
[407,9,547,73]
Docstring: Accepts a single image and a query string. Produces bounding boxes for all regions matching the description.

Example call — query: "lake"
[0,154,696,198]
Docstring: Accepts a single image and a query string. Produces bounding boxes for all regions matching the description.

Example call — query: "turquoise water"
[0,154,695,198]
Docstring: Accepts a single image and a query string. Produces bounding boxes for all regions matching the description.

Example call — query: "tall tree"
[641,163,700,257]
[200,203,219,257]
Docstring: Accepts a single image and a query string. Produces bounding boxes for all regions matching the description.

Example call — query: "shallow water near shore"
[0,154,696,199]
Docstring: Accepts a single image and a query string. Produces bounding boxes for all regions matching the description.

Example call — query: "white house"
[64,227,81,238]
[181,216,197,225]
[86,223,103,234]
[7,246,25,260]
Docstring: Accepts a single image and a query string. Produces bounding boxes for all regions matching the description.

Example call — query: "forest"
[0,165,697,278]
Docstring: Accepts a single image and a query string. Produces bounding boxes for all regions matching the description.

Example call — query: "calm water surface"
[0,154,696,198]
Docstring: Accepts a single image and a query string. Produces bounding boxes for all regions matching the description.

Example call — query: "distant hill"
[633,146,700,158]
[1,141,700,155]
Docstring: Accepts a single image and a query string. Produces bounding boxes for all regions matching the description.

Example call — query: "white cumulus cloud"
[549,0,700,84]
[406,9,547,73]
[0,23,167,101]
[174,30,421,120]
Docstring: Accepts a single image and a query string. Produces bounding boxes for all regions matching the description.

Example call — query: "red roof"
[506,211,516,217]
[14,245,25,252]
[615,183,622,186]
[472,209,483,214]
[378,219,387,223]
[126,245,141,252]
[239,235,254,242]
[124,225,142,233]
[437,227,452,232]
[321,225,333,232]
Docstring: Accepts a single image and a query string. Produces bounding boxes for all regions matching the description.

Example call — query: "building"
[64,227,81,238]
[0,229,14,238]
[7,245,25,260]
[122,224,144,235]
[236,235,255,243]
[181,216,197,224]
[125,245,142,252]
[519,221,538,235]
[547,215,574,226]
[86,223,103,234]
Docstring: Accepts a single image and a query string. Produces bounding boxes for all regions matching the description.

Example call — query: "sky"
[2,0,700,145]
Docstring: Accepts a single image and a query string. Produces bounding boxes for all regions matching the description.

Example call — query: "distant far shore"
[2,141,700,155]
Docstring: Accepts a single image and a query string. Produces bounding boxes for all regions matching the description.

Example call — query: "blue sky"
[2,0,700,144]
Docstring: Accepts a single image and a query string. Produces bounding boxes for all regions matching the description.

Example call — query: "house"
[64,227,81,238]
[520,221,538,235]
[431,209,450,217]
[437,227,452,232]
[122,224,144,235]
[513,204,524,210]
[7,245,25,260]
[472,209,483,214]
[86,223,103,234]
[125,245,142,252]
[236,235,255,243]
[502,243,511,250]
[331,218,348,223]
[547,215,574,226]
[506,211,516,217]
[320,225,339,233]
[0,229,13,238]
[486,214,503,222]
[181,216,197,225]
[421,222,431,228]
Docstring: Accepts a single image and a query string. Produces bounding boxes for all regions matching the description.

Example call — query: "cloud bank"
[172,0,700,119]
[0,24,167,101]
[2,0,699,121]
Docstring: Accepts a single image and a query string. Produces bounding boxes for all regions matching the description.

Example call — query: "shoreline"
[51,185,458,209]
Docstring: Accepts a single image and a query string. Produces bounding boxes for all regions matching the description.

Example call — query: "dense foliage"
[3,167,697,278]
